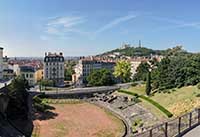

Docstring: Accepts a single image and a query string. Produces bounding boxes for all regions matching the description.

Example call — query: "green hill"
[99,45,189,57]
[100,46,166,57]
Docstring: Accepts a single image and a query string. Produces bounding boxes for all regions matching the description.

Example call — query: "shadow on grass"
[34,110,58,121]
[33,104,58,121]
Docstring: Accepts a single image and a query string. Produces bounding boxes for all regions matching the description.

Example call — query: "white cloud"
[44,16,86,36]
[151,16,200,31]
[47,16,86,29]
[95,14,138,34]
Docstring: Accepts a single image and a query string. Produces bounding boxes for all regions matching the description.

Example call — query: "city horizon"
[1,45,200,58]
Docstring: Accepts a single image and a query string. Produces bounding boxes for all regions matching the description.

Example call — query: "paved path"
[183,126,200,137]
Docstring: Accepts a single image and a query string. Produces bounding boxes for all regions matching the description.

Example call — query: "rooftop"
[19,66,35,73]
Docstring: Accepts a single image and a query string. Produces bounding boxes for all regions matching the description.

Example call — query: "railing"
[134,108,200,137]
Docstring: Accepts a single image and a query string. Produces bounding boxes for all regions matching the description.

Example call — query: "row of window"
[22,73,34,78]
[45,67,63,71]
[45,57,64,62]
[45,62,64,66]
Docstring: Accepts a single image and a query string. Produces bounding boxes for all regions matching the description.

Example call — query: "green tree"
[64,60,76,81]
[133,62,150,81]
[146,71,151,96]
[113,60,131,83]
[87,69,115,86]
[7,76,30,120]
[40,79,54,89]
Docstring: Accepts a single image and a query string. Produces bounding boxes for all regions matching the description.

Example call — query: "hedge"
[118,90,173,118]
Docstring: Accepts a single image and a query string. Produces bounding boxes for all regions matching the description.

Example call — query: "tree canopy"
[87,68,115,86]
[133,62,150,81]
[151,53,200,90]
[7,76,30,120]
[113,60,132,83]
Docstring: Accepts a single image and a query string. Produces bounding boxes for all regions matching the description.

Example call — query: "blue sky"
[0,0,200,57]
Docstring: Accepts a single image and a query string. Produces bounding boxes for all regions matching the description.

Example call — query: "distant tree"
[133,62,150,81]
[40,79,54,89]
[113,60,131,83]
[64,60,76,81]
[87,69,115,86]
[166,46,186,56]
[146,71,151,96]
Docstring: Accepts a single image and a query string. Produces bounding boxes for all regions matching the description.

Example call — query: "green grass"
[118,90,173,118]
[150,86,200,108]
[125,85,200,116]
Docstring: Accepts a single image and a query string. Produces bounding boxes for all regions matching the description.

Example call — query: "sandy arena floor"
[34,102,125,137]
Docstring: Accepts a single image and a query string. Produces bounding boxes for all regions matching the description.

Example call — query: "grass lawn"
[126,85,200,116]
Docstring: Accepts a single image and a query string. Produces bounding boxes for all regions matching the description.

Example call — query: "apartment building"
[0,48,4,79]
[43,52,65,86]
[74,58,116,86]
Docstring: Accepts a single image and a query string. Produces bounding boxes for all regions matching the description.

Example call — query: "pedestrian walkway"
[183,126,200,137]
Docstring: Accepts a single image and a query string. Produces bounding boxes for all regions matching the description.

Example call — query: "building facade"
[43,52,65,86]
[19,66,36,86]
[35,69,43,82]
[0,48,4,80]
[74,58,116,86]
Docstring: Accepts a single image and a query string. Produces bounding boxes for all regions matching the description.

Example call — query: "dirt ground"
[33,102,124,137]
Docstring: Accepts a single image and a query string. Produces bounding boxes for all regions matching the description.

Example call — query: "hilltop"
[98,44,189,58]
[99,44,165,57]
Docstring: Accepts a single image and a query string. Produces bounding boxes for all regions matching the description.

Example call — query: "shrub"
[33,96,53,112]
[197,83,200,89]
[131,96,141,103]
[140,95,173,118]
[196,94,200,97]
[132,118,143,133]
[131,82,138,87]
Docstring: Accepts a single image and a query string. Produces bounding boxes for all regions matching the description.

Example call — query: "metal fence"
[134,108,200,137]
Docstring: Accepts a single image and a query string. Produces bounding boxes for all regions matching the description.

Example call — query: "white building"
[19,66,36,86]
[74,58,116,86]
[43,52,65,86]
[0,48,4,79]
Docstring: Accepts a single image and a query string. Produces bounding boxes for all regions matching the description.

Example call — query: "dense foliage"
[33,96,52,112]
[132,46,200,91]
[7,76,30,120]
[151,54,200,90]
[39,79,54,90]
[133,62,150,81]
[87,68,115,86]
[145,72,151,96]
[64,60,76,81]
[113,60,131,83]
[101,45,188,58]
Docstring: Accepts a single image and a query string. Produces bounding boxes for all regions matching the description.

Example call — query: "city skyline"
[1,0,200,57]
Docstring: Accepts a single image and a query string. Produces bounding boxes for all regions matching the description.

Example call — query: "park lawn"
[127,85,146,95]
[150,86,200,108]
[138,99,168,120]
[126,85,200,116]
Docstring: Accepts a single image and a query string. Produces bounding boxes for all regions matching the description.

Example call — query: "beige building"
[35,69,43,82]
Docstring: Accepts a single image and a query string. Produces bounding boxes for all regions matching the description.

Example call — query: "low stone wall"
[44,86,119,99]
